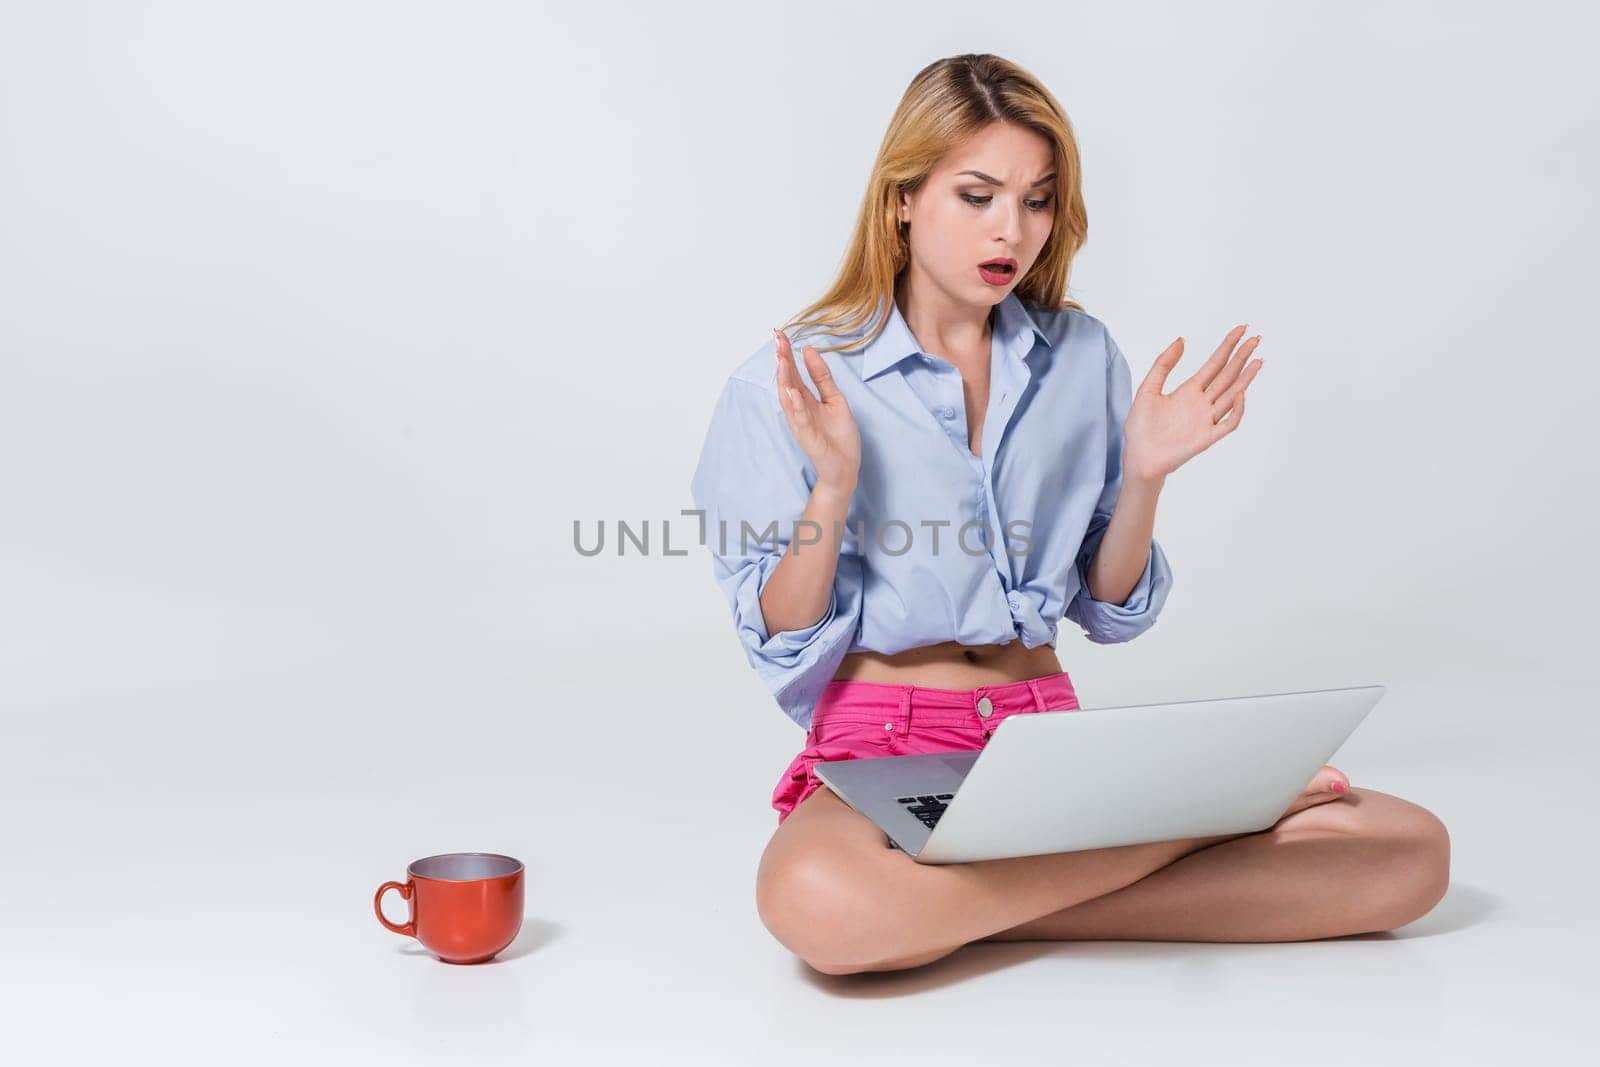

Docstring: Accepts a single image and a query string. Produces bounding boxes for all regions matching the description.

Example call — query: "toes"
[1317,765,1351,794]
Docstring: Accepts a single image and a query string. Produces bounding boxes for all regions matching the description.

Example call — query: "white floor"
[4,665,1594,1066]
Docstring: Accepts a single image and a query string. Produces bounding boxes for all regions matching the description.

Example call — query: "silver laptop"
[812,684,1385,864]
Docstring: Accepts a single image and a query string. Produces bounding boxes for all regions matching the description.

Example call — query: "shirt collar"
[857,290,1053,381]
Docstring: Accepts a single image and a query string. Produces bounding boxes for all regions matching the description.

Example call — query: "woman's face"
[897,122,1057,308]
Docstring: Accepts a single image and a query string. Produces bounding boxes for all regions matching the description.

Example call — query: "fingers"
[772,328,821,399]
[773,330,814,410]
[803,346,845,402]
[1209,358,1262,419]
[776,366,812,431]
[774,331,829,456]
[773,329,852,422]
[1194,324,1251,392]
[1205,334,1262,399]
[1144,325,1262,400]
[781,377,817,439]
[1136,337,1184,399]
[1208,339,1264,443]
[1210,390,1245,442]
[773,328,793,391]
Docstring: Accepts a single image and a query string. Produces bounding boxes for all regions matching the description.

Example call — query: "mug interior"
[410,852,522,882]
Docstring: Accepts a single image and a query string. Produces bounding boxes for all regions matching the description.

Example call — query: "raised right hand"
[773,328,861,493]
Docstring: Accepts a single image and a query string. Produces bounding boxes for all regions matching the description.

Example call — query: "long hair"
[780,53,1089,354]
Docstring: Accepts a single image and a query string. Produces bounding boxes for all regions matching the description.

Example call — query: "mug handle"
[374,880,416,937]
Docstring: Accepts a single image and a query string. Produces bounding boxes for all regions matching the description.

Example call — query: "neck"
[896,267,994,363]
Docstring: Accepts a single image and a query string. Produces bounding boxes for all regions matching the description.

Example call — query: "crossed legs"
[757,785,1449,975]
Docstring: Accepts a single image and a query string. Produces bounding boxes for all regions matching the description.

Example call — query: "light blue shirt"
[689,290,1173,731]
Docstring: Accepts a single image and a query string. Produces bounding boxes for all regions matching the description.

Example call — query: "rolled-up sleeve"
[1064,331,1174,644]
[690,374,864,730]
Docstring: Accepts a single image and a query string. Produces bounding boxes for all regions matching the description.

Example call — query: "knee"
[756,851,890,974]
[1367,797,1452,929]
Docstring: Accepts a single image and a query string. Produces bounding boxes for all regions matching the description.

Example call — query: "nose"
[994,200,1024,247]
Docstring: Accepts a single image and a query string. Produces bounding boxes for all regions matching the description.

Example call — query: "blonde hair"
[780,53,1089,354]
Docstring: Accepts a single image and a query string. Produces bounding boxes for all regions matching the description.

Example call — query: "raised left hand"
[1121,324,1263,485]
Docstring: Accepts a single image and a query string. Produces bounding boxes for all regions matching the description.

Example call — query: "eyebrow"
[956,170,1057,188]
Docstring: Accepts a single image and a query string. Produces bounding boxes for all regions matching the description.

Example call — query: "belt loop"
[900,685,913,733]
[1027,678,1046,712]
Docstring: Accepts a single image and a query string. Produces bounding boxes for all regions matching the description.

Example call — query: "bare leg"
[867,787,1450,971]
[982,785,1449,941]
[757,786,1246,975]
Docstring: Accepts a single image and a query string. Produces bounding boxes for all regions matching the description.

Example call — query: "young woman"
[689,53,1450,975]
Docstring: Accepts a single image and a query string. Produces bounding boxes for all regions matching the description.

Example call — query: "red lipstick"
[978,257,1017,286]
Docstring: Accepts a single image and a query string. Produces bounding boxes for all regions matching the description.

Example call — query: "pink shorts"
[771,672,1083,825]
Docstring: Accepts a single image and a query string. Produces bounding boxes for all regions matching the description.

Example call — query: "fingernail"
[1331,780,1347,793]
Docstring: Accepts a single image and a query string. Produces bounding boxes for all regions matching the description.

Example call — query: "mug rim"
[407,851,524,882]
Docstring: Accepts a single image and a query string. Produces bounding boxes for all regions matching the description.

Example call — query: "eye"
[960,193,1055,212]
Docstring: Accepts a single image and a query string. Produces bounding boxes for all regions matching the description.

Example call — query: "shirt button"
[938,405,956,420]
[977,697,994,718]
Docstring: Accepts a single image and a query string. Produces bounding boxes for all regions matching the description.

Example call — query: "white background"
[3,1,1596,1063]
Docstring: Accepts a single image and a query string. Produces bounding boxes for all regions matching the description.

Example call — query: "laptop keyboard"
[897,794,956,830]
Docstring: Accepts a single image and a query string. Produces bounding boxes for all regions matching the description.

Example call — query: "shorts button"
[977,697,993,717]
[884,722,893,731]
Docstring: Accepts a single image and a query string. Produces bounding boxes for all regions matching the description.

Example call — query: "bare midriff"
[830,639,1064,690]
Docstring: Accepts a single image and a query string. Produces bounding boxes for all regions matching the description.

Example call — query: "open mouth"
[978,259,1018,284]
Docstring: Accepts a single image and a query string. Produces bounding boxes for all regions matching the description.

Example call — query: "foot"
[1275,764,1351,822]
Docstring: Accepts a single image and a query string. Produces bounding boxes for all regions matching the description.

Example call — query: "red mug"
[374,852,525,964]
